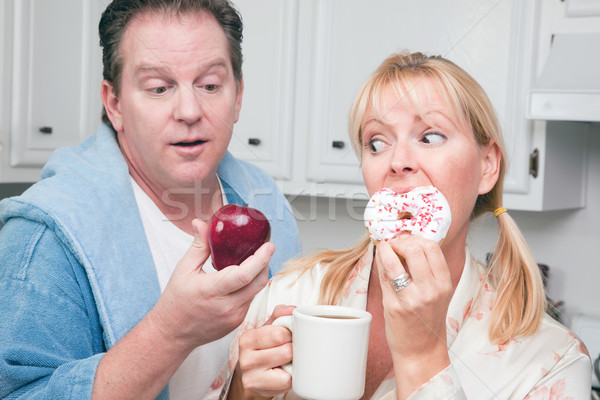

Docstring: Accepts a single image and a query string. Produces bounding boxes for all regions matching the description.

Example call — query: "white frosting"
[364,186,452,243]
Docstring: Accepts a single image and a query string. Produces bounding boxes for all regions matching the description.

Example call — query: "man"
[0,0,300,398]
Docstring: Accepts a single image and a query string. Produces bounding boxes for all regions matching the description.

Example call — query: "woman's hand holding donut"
[230,305,295,399]
[375,235,453,398]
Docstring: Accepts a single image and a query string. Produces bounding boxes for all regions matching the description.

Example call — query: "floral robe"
[216,245,592,399]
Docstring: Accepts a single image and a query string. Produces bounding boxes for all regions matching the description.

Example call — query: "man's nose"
[173,85,203,124]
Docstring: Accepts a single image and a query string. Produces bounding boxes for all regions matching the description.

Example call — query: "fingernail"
[392,232,410,242]
[265,242,275,255]
[258,242,275,256]
[192,219,200,236]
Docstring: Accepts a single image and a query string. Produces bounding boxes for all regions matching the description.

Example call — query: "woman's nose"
[390,145,417,175]
[173,85,203,124]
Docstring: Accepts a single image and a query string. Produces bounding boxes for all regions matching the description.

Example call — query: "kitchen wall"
[289,123,600,327]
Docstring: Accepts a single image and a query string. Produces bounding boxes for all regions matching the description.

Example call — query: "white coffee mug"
[274,305,372,400]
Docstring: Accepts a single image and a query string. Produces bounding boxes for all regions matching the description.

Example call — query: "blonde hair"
[285,52,546,344]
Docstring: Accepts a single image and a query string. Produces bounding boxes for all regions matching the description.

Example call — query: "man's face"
[103,11,243,195]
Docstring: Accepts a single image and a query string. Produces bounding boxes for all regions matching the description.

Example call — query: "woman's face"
[360,80,500,247]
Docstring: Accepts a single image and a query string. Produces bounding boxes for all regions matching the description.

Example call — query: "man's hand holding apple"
[150,217,273,353]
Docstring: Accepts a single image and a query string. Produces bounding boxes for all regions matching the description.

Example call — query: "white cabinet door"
[292,0,590,210]
[302,0,532,194]
[0,2,12,178]
[501,0,600,210]
[227,0,297,180]
[0,0,103,182]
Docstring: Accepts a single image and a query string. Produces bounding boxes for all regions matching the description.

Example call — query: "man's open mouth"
[173,140,206,147]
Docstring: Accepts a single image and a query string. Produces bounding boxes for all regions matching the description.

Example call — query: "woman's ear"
[101,80,123,132]
[478,141,502,195]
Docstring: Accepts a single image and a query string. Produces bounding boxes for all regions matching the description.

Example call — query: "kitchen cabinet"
[0,0,103,182]
[232,0,594,210]
[226,0,297,181]
[2,1,594,211]
[506,0,600,210]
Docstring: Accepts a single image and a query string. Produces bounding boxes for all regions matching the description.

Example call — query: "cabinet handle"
[332,140,345,149]
[39,126,53,134]
[529,148,539,178]
[248,138,261,146]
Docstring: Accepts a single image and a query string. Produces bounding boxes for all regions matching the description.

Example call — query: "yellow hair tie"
[493,207,507,217]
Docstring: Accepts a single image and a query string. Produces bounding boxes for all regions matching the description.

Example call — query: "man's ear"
[478,141,502,195]
[101,80,123,132]
[233,79,244,123]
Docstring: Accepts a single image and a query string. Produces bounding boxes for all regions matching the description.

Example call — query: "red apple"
[208,204,271,271]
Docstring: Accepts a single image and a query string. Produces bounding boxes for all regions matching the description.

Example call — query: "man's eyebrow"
[134,59,229,77]
[205,59,228,70]
[134,64,170,76]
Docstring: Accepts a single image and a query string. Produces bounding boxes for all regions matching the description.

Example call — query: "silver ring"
[390,273,411,291]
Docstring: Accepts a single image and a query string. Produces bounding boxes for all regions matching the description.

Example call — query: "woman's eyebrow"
[362,117,390,128]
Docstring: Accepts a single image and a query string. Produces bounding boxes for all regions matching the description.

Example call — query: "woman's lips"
[389,186,416,194]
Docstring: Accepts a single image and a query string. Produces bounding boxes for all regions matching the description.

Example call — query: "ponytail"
[486,211,547,344]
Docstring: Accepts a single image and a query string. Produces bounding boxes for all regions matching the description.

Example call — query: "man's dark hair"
[98,0,244,130]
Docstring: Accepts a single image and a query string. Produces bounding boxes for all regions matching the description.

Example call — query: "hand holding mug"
[273,305,372,400]
[236,305,295,398]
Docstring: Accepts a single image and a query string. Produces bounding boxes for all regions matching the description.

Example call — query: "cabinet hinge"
[529,148,539,178]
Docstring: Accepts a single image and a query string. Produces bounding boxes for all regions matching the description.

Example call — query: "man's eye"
[204,84,219,92]
[150,86,168,95]
[367,139,387,154]
[421,131,446,145]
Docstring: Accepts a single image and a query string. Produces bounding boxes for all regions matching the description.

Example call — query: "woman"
[224,52,592,399]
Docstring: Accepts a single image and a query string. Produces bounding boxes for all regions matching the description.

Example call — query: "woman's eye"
[421,131,446,145]
[366,138,387,154]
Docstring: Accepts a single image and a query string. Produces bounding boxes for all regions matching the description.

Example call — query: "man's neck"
[132,174,223,236]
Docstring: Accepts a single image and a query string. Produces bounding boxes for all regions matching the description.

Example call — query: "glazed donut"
[364,186,452,244]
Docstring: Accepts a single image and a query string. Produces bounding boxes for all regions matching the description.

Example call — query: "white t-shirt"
[131,178,235,400]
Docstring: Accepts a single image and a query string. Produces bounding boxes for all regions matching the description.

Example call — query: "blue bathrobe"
[0,124,301,398]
